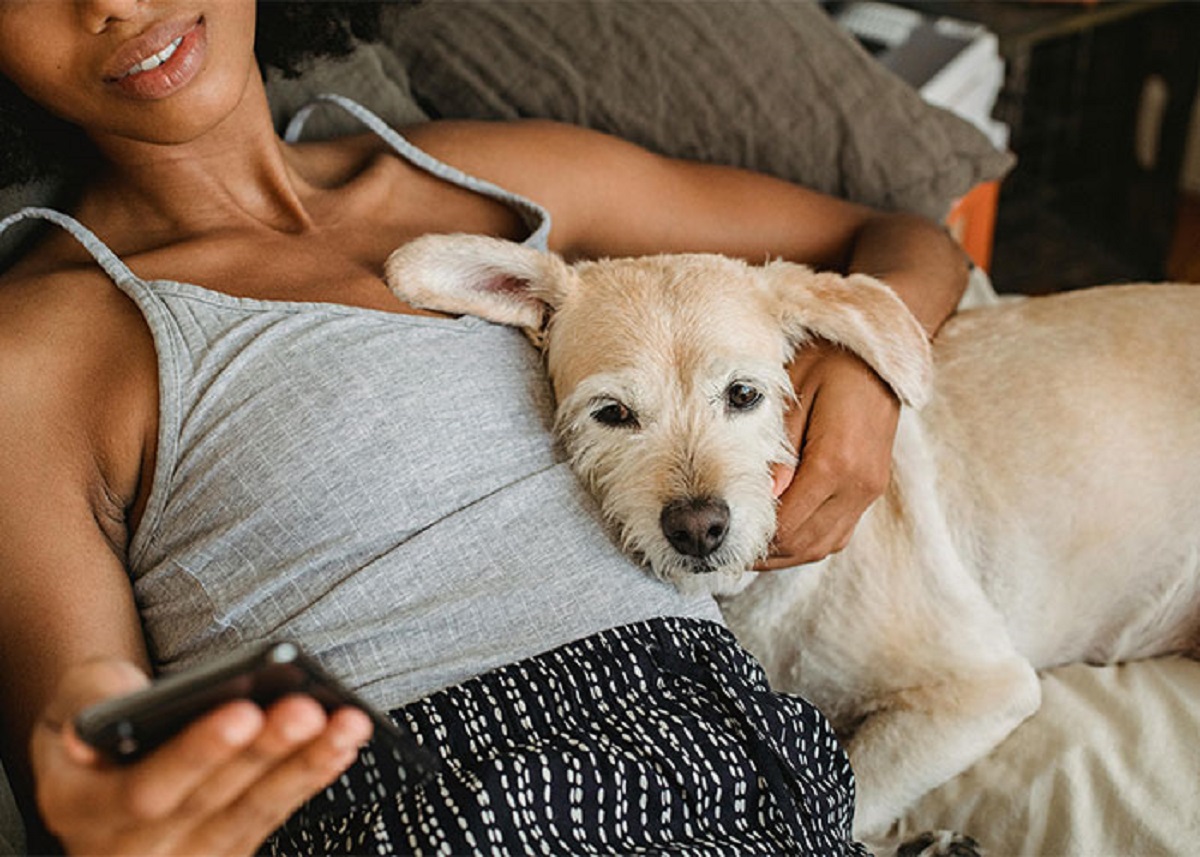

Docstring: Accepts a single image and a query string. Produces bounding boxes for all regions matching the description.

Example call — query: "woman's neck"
[81,76,320,246]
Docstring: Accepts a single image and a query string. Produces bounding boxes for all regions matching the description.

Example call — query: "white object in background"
[836,2,1010,150]
[834,1,924,51]
[919,19,1009,150]
[1135,74,1168,172]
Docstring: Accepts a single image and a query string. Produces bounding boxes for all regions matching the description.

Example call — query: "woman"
[0,1,968,854]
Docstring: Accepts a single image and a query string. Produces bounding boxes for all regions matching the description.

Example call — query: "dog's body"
[386,235,1200,839]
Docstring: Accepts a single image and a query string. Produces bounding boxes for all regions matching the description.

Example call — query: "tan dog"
[385,234,1200,840]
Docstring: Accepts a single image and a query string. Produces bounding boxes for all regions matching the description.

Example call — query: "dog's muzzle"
[660,497,730,566]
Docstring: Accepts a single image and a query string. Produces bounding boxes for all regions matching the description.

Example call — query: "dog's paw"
[895,830,982,857]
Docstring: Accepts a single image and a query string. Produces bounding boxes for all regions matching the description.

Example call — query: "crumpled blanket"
[895,656,1200,856]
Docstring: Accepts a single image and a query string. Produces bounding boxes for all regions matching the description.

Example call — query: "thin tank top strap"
[285,94,552,252]
[0,206,140,288]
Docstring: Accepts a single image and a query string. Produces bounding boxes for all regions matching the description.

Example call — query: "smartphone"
[74,640,437,786]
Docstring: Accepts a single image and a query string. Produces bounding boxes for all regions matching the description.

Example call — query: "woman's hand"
[31,658,373,856]
[757,342,900,569]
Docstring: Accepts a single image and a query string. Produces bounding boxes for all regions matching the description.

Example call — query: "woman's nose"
[77,0,143,33]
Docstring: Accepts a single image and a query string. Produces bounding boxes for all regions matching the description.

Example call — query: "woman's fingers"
[191,705,373,855]
[38,696,267,853]
[760,465,861,569]
[172,701,373,856]
[34,660,373,857]
[175,696,365,820]
[118,699,267,821]
[760,492,864,568]
[758,344,899,569]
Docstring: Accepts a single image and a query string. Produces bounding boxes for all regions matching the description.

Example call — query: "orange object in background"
[1166,191,1200,283]
[945,180,1000,272]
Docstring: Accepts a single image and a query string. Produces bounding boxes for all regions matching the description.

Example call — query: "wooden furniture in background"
[1167,192,1200,283]
[901,0,1200,293]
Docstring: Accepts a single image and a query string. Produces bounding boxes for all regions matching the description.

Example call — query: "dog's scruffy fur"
[386,234,1200,841]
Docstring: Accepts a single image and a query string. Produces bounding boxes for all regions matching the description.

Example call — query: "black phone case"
[74,640,438,787]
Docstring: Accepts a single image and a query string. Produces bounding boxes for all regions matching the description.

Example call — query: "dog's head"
[386,234,931,595]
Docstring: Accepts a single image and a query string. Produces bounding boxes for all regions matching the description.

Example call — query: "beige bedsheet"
[895,656,1200,856]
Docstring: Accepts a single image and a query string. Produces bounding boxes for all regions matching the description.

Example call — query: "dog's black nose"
[661,497,730,559]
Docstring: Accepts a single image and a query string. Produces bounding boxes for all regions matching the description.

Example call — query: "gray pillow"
[381,0,1013,220]
[264,42,429,140]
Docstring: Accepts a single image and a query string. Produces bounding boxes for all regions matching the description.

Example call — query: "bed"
[2,3,1196,854]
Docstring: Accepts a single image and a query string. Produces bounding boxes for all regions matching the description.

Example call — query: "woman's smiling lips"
[103,16,207,100]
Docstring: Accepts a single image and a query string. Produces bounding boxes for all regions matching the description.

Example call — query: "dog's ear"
[764,262,934,409]
[384,234,576,338]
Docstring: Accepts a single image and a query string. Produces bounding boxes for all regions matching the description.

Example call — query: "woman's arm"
[0,273,372,855]
[409,120,969,565]
[0,271,154,849]
[404,120,966,324]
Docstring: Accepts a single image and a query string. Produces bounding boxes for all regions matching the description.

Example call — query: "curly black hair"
[0,1,386,188]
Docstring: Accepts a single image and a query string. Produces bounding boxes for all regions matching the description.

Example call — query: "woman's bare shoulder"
[0,260,157,472]
[0,248,141,346]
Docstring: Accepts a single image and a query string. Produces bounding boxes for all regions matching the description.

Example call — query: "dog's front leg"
[847,656,1041,839]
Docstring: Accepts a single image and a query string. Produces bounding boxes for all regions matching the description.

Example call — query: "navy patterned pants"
[265,617,867,855]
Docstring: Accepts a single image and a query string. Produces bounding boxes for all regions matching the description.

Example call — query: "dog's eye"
[592,402,639,428]
[726,382,763,412]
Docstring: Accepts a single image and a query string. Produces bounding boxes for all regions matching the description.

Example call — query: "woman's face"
[0,0,258,147]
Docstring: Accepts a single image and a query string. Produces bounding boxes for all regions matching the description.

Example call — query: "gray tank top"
[0,97,721,710]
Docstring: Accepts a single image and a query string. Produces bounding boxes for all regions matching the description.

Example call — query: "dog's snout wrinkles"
[661,497,730,559]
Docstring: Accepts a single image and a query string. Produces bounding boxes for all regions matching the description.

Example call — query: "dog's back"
[730,282,1200,837]
[920,284,1200,666]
